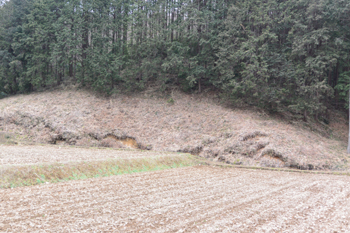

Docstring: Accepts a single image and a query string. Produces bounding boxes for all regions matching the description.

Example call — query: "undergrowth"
[0,132,18,145]
[0,154,195,188]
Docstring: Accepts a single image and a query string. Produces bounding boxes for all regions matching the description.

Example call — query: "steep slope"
[0,89,348,170]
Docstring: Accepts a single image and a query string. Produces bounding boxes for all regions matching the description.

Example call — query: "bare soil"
[1,166,350,232]
[0,89,349,170]
[0,144,181,165]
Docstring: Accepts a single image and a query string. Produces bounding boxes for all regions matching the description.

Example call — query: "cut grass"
[0,154,196,188]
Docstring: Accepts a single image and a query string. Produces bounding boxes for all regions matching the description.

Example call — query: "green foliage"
[167,97,175,104]
[335,71,350,109]
[216,0,350,115]
[0,0,349,116]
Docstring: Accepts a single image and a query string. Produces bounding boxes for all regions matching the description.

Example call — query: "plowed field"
[1,166,350,232]
[0,145,178,165]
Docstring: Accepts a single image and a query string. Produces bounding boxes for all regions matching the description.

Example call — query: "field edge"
[0,153,196,188]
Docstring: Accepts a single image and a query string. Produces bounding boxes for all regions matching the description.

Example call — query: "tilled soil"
[0,145,180,165]
[1,166,350,232]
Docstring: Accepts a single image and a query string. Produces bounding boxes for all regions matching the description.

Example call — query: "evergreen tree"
[0,0,349,122]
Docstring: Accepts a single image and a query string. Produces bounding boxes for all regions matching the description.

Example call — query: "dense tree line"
[0,0,349,118]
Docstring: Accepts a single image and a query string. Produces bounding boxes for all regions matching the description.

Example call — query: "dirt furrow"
[282,179,350,232]
[162,179,304,232]
[232,181,334,232]
[190,178,350,233]
[123,180,297,231]
[1,166,350,232]
[3,168,256,226]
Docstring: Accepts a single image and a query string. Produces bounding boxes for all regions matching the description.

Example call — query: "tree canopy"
[0,0,349,118]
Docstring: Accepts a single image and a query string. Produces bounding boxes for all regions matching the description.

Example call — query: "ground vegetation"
[0,90,348,170]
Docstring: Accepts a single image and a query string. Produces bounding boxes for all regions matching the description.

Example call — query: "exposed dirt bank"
[0,89,348,170]
[1,166,350,232]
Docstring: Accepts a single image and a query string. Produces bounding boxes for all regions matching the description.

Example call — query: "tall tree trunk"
[348,89,350,154]
[171,0,174,42]
[82,10,89,84]
[123,2,128,55]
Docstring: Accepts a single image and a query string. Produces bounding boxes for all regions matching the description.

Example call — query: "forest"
[0,0,349,119]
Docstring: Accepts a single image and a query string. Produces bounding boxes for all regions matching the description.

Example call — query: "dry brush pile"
[0,89,348,170]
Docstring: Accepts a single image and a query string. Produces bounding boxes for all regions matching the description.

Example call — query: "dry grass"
[0,89,349,170]
[195,157,350,176]
[0,152,194,188]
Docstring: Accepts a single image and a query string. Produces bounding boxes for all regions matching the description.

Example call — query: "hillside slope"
[0,90,348,170]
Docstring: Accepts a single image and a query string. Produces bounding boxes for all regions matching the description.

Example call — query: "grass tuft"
[0,154,195,188]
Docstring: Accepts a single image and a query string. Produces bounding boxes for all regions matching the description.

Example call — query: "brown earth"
[0,89,349,170]
[0,144,180,165]
[1,166,350,232]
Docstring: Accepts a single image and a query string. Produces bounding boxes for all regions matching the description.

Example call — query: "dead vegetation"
[240,131,267,141]
[0,89,349,171]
